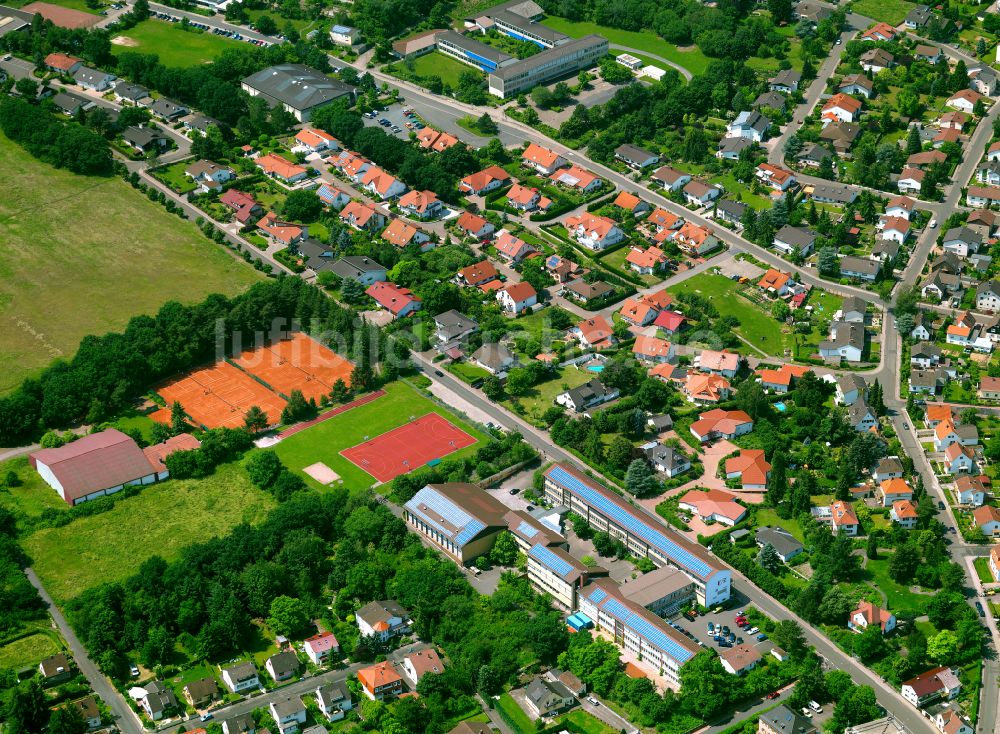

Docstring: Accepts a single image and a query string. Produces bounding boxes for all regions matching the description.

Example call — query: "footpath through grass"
[0,134,262,394]
[23,463,276,604]
[111,19,242,66]
[542,16,710,76]
[272,381,488,489]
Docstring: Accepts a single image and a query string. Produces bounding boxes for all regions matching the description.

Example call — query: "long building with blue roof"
[404,483,509,563]
[579,578,702,686]
[543,462,731,606]
[526,543,608,609]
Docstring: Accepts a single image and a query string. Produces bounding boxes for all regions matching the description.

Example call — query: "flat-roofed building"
[617,565,696,616]
[542,463,730,605]
[488,9,569,48]
[488,35,608,98]
[404,483,509,563]
[435,30,517,72]
[526,543,608,609]
[578,578,700,687]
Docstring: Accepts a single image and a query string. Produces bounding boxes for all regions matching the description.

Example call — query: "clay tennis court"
[232,332,353,402]
[340,413,477,483]
[22,2,100,28]
[156,361,286,429]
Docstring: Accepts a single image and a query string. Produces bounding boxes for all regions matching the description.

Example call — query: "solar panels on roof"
[588,587,607,603]
[593,589,694,664]
[405,486,485,547]
[528,544,575,578]
[517,520,540,538]
[546,465,714,580]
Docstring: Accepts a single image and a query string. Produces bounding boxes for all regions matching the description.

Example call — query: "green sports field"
[22,463,276,604]
[111,19,241,67]
[0,134,261,394]
[271,381,488,489]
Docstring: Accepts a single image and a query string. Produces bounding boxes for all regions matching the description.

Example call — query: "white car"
[587,697,600,706]
[929,219,937,228]
[747,626,759,635]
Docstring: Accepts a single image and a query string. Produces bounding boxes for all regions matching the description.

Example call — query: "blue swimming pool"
[587,365,605,373]
[775,402,787,412]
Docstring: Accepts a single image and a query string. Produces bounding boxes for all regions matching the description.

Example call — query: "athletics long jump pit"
[340,413,477,483]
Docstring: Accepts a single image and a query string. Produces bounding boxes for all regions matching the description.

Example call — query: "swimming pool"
[587,365,605,373]
[775,402,787,412]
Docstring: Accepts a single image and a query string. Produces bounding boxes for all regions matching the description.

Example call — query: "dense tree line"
[0,278,381,445]
[0,97,112,176]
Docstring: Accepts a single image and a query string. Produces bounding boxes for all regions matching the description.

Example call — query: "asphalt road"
[25,569,145,734]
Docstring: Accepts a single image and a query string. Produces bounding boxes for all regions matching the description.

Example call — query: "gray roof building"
[0,4,34,36]
[755,527,804,562]
[557,378,619,412]
[717,136,754,156]
[73,66,114,88]
[242,64,356,121]
[760,705,818,734]
[769,68,802,90]
[774,224,817,249]
[50,91,91,115]
[753,91,787,110]
[122,125,167,150]
[114,82,149,102]
[150,98,188,120]
[434,309,478,342]
[472,343,516,373]
[840,256,881,278]
[329,255,386,282]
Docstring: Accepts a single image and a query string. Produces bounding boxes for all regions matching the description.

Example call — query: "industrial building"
[542,463,731,605]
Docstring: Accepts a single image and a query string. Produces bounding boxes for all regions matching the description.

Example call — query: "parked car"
[587,697,599,706]
[938,501,945,510]
[201,713,214,722]
[975,601,985,617]
[130,664,140,677]
[767,692,780,700]
[509,488,519,495]
[747,626,759,635]
[757,633,768,642]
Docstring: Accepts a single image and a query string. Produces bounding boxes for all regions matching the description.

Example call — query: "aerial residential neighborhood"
[1,2,1000,734]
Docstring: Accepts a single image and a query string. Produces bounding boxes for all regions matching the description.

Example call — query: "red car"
[735,616,747,625]
[766,692,780,700]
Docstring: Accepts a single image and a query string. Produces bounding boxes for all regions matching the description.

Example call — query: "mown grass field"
[849,0,916,26]
[271,381,488,489]
[0,632,62,670]
[542,16,711,76]
[0,134,262,394]
[22,463,276,604]
[0,456,72,522]
[111,19,241,67]
[411,51,475,87]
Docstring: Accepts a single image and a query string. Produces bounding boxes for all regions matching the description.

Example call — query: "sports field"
[0,134,261,394]
[22,463,275,604]
[341,413,477,483]
[272,381,487,488]
[111,19,241,67]
[157,361,287,429]
[232,332,353,402]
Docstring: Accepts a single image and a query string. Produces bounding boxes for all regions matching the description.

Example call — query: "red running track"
[340,413,477,483]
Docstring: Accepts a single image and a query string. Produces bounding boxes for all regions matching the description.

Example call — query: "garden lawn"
[558,711,617,734]
[498,693,533,734]
[449,360,490,384]
[271,381,488,489]
[154,161,198,194]
[667,274,788,357]
[22,463,276,604]
[0,632,61,670]
[502,365,594,425]
[542,16,710,76]
[753,508,804,543]
[0,134,262,394]
[849,0,916,25]
[861,558,930,617]
[0,456,71,522]
[411,51,480,87]
[111,20,242,67]
[974,557,994,584]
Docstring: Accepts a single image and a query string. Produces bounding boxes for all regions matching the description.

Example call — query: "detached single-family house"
[185,159,235,193]
[945,443,976,474]
[315,683,352,722]
[339,201,385,232]
[644,444,691,477]
[398,189,443,220]
[954,475,990,507]
[497,281,537,314]
[459,165,511,195]
[849,601,896,634]
[897,168,925,194]
[755,527,802,562]
[524,677,576,718]
[68,697,101,730]
[45,52,82,74]
[861,22,897,42]
[769,68,801,93]
[494,232,536,263]
[947,89,983,113]
[39,654,72,684]
[727,450,771,491]
[830,500,860,536]
[269,697,307,734]
[357,661,403,701]
[652,166,692,192]
[727,110,770,142]
[472,343,517,376]
[183,677,219,709]
[902,667,962,708]
[822,93,862,123]
[222,663,260,693]
[139,682,178,721]
[615,143,659,170]
[891,499,919,529]
[555,379,620,413]
[265,651,300,682]
[565,212,625,250]
[689,409,754,442]
[678,488,746,526]
[860,48,894,73]
[73,66,116,91]
[455,211,495,241]
[720,645,762,676]
[521,143,566,175]
[356,600,411,641]
[773,225,817,257]
[973,506,1000,536]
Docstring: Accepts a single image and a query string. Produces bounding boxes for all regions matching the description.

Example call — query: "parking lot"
[148,12,272,47]
[669,605,776,658]
[359,102,424,140]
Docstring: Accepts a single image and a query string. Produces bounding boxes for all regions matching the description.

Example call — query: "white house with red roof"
[861,22,898,42]
[935,709,973,734]
[521,143,566,175]
[849,601,896,634]
[633,335,675,364]
[879,216,911,244]
[257,212,306,246]
[619,297,659,326]
[684,373,732,403]
[725,450,771,491]
[333,151,371,182]
[381,219,431,250]
[678,488,746,526]
[459,165,511,195]
[885,195,915,220]
[292,128,340,154]
[497,282,537,314]
[625,246,667,275]
[891,499,919,529]
[897,168,925,194]
[494,232,535,263]
[945,443,976,474]
[757,364,808,393]
[829,500,860,535]
[45,53,83,74]
[366,282,421,319]
[755,164,797,191]
[570,316,616,350]
[361,166,407,200]
[549,164,603,193]
[822,94,862,123]
[256,153,309,183]
[455,211,495,240]
[989,543,1000,580]
[304,632,340,665]
[902,667,962,708]
[565,213,625,250]
[757,268,794,297]
[695,349,741,378]
[947,89,983,113]
[398,190,443,220]
[339,201,385,232]
[973,505,1000,536]
[401,648,446,685]
[506,184,550,212]
[690,409,753,442]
